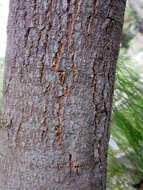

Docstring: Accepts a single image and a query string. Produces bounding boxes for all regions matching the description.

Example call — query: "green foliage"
[107,51,143,189]
[107,3,143,188]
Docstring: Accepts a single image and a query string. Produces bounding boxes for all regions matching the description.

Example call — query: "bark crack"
[16,107,24,146]
[40,54,46,83]
[54,86,64,150]
[52,41,64,72]
[69,153,74,177]
[66,0,81,54]
[72,51,77,85]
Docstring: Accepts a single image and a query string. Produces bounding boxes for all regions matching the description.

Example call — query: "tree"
[0,0,126,189]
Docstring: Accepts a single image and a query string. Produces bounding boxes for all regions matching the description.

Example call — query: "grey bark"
[0,0,126,189]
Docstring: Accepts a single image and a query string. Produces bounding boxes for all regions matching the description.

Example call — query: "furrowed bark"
[0,0,126,189]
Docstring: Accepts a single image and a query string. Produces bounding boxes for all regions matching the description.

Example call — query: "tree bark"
[0,0,126,189]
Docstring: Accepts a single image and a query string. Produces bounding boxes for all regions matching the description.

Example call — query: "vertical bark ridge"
[52,41,64,72]
[71,51,77,86]
[66,0,81,54]
[16,107,24,146]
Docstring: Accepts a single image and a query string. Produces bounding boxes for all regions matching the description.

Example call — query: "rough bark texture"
[0,0,126,189]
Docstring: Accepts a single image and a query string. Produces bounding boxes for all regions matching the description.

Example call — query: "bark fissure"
[69,153,74,177]
[54,86,64,150]
[39,54,46,83]
[66,0,80,54]
[16,107,24,146]
[71,51,77,85]
[52,41,64,72]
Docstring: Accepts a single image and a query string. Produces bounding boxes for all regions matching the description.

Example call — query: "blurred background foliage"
[0,1,143,190]
[107,1,143,189]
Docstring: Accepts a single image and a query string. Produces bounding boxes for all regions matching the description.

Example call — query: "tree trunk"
[0,0,126,189]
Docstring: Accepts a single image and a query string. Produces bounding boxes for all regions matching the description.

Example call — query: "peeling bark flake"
[52,41,64,71]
